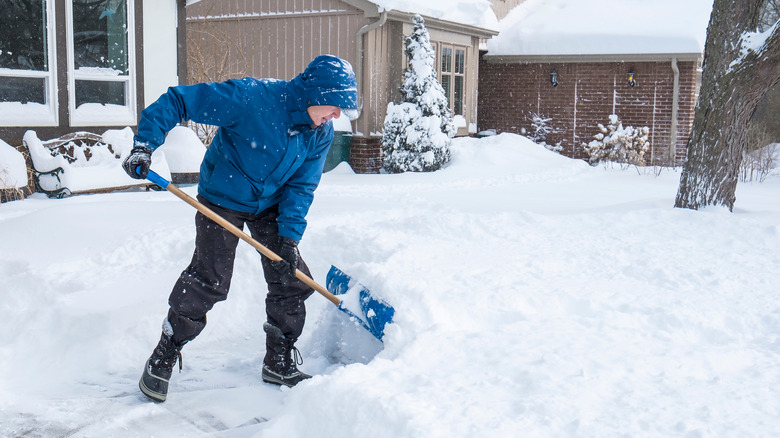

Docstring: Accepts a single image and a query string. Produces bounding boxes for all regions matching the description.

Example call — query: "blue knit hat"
[301,55,360,120]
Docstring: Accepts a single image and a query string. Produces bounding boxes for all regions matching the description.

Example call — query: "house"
[0,0,187,148]
[184,0,499,173]
[478,0,714,165]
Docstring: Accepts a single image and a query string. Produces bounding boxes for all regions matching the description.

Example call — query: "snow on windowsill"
[0,101,57,127]
[72,103,135,126]
[75,67,124,77]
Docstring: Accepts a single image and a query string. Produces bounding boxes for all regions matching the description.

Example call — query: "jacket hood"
[298,55,359,119]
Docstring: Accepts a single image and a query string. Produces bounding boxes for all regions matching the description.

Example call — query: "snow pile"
[1,133,780,437]
[487,0,714,56]
[0,139,28,189]
[158,126,207,174]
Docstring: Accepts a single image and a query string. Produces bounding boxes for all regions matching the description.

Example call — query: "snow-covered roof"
[486,0,714,58]
[369,0,499,31]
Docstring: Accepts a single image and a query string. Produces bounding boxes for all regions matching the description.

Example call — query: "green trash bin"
[324,132,352,172]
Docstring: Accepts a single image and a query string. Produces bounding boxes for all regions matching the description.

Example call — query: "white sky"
[486,0,715,56]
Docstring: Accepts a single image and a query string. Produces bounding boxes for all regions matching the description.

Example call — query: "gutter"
[670,57,680,163]
[485,53,702,64]
[355,10,388,121]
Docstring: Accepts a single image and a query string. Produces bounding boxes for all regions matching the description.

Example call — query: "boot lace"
[291,346,304,367]
[153,339,183,372]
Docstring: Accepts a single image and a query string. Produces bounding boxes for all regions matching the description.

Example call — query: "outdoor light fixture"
[627,70,636,87]
[550,70,558,87]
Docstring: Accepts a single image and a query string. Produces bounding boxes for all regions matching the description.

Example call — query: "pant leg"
[245,206,315,341]
[167,196,246,345]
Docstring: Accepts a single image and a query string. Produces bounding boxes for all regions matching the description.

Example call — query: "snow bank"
[1,133,780,437]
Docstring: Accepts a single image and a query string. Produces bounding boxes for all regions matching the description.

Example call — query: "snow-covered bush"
[0,139,28,190]
[382,14,455,173]
[528,112,562,153]
[583,114,650,166]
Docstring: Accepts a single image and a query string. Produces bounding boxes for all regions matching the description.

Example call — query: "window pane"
[455,49,465,74]
[441,75,451,106]
[73,0,128,73]
[441,47,452,73]
[0,0,48,71]
[75,80,125,107]
[453,76,463,115]
[0,76,46,103]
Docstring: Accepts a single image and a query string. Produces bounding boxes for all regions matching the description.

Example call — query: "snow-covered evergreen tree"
[583,114,650,166]
[382,14,455,173]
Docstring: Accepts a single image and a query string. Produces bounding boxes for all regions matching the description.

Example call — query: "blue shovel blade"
[326,266,395,341]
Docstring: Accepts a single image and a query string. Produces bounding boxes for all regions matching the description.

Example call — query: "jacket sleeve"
[276,124,334,242]
[134,79,251,148]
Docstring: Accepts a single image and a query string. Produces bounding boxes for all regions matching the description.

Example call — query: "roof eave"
[341,0,498,38]
[385,10,499,39]
[483,53,703,64]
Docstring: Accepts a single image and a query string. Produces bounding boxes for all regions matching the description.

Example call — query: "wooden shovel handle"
[149,171,341,307]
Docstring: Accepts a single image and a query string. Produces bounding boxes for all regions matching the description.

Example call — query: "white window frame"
[65,0,137,126]
[437,43,467,117]
[0,0,58,127]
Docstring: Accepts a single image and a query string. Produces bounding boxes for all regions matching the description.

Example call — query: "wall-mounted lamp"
[627,70,636,87]
[550,70,558,87]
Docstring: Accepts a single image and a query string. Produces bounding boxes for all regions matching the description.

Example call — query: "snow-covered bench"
[22,126,204,198]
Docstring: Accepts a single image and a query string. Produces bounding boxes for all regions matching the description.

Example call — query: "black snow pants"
[165,195,314,345]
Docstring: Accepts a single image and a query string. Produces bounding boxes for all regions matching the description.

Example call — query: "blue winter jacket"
[135,55,357,242]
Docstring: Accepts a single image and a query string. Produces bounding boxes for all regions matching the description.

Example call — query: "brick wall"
[477,56,699,165]
[349,136,383,174]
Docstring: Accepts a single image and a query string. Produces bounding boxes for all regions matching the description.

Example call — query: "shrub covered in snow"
[0,139,28,190]
[382,14,455,173]
[528,112,562,153]
[583,114,650,166]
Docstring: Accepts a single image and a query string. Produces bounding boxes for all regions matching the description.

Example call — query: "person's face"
[307,105,341,126]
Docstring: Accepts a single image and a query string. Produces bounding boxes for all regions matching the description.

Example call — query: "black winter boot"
[261,322,311,387]
[139,331,183,402]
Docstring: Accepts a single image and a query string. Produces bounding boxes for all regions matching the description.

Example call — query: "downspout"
[355,10,388,124]
[670,57,680,164]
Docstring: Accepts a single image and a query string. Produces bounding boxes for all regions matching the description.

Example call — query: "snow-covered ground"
[1,133,779,437]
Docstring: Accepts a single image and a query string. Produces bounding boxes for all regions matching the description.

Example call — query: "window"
[0,0,58,126]
[439,44,465,116]
[67,0,136,126]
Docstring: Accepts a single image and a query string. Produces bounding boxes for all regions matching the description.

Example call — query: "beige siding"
[187,0,364,81]
[356,21,403,136]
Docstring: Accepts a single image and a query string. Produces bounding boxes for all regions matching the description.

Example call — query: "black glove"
[270,236,299,278]
[122,143,153,179]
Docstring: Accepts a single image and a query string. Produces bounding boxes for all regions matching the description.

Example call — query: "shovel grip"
[146,169,342,307]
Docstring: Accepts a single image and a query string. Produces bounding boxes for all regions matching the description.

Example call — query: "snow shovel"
[144,169,394,341]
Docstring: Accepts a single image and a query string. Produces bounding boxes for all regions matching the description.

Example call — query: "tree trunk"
[675,0,780,210]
